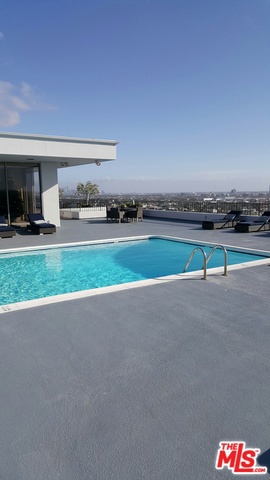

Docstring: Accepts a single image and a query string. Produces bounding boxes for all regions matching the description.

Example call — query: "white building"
[0,132,118,227]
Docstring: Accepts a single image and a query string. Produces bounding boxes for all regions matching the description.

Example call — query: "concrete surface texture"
[0,218,270,479]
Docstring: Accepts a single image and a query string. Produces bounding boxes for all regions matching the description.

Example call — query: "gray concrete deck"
[1,218,270,479]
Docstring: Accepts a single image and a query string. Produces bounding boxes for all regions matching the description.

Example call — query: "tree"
[58,187,64,200]
[76,181,99,206]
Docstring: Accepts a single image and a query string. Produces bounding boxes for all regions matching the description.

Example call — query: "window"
[0,162,41,224]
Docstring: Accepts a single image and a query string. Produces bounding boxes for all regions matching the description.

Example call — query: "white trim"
[0,131,118,146]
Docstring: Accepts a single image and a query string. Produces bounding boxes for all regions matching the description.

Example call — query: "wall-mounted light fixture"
[61,162,69,167]
[95,160,101,166]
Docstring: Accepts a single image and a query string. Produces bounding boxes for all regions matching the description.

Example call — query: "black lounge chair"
[234,211,270,233]
[28,214,56,235]
[202,210,242,230]
[0,216,16,238]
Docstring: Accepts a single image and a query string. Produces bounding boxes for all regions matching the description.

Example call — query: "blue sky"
[1,0,270,192]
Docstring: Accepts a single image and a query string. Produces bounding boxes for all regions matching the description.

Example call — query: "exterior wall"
[143,210,256,223]
[143,210,214,222]
[60,207,106,219]
[40,163,60,227]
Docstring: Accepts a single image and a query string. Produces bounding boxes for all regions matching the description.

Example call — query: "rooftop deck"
[1,218,270,479]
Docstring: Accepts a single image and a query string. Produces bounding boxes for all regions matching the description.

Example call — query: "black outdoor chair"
[106,208,125,224]
[124,207,143,222]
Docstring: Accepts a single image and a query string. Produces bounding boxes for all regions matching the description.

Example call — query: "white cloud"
[0,80,56,127]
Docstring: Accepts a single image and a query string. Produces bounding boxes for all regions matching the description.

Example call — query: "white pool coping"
[1,235,270,314]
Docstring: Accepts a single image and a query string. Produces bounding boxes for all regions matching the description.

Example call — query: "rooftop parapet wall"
[60,207,106,219]
[143,209,257,223]
[60,208,261,222]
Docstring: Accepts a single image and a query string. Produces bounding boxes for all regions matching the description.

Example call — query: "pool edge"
[1,235,270,315]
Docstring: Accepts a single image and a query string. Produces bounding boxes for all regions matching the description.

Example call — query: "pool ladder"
[183,244,228,280]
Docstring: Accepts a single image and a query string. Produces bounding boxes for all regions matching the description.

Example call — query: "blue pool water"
[0,237,268,305]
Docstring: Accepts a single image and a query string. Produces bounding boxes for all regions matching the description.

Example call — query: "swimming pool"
[0,235,269,310]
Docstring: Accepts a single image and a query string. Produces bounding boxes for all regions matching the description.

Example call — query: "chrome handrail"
[183,247,207,280]
[205,244,228,276]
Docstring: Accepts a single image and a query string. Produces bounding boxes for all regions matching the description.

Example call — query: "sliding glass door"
[0,162,41,224]
[0,163,8,218]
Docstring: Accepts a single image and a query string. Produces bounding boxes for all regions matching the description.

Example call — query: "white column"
[39,162,60,227]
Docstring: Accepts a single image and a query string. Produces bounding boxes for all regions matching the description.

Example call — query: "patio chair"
[124,206,143,222]
[28,213,56,235]
[106,206,112,222]
[234,211,270,233]
[106,206,124,222]
[0,216,16,238]
[202,210,242,230]
[107,208,125,223]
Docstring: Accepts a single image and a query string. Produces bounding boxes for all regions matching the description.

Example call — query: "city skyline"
[1,0,270,192]
[61,185,270,197]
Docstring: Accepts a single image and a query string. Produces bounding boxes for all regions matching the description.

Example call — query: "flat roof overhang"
[0,132,118,168]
